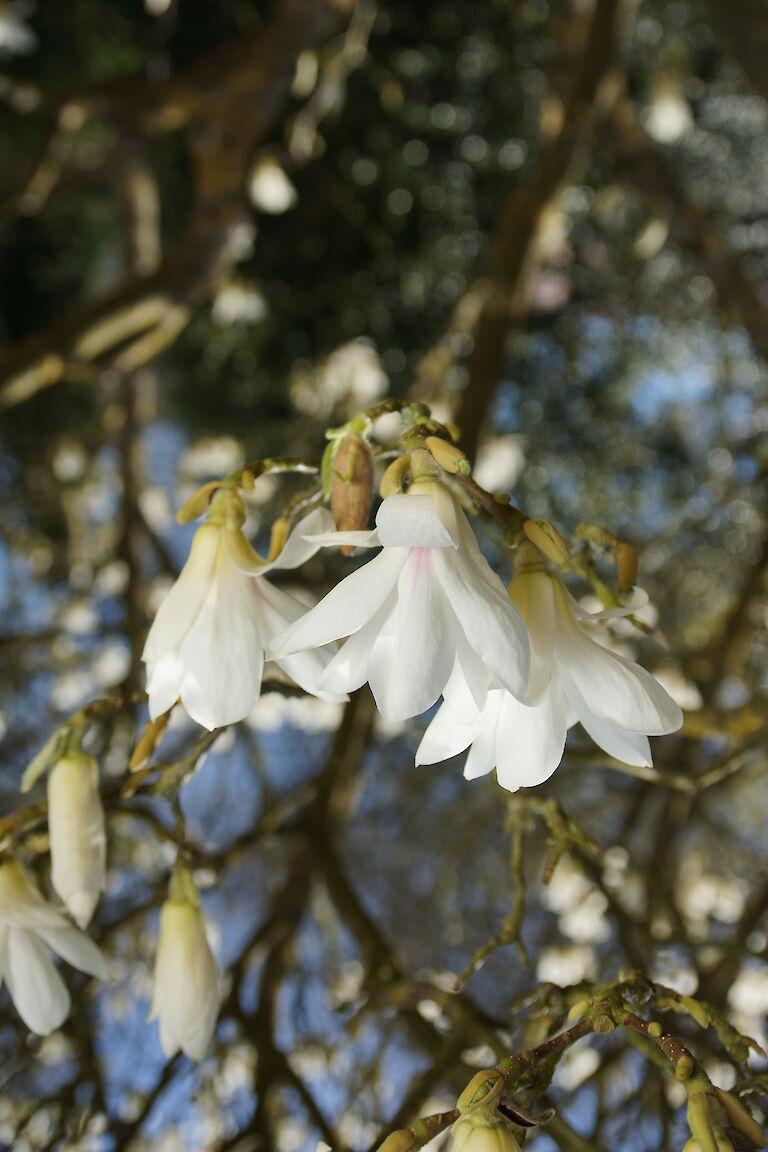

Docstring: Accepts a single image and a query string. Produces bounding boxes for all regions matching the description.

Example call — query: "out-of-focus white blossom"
[248,155,298,214]
[271,480,530,722]
[48,751,106,928]
[0,858,107,1035]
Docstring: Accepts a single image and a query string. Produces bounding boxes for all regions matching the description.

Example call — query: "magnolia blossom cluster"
[143,466,682,793]
[1,437,684,1056]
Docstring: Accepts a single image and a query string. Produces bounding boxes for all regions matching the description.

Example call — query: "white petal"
[259,576,349,700]
[434,540,530,702]
[270,546,407,657]
[375,493,457,548]
[576,710,653,767]
[367,549,456,720]
[0,860,70,932]
[177,554,267,729]
[555,593,683,735]
[268,507,337,570]
[494,686,569,791]
[568,586,650,621]
[442,655,489,723]
[463,711,499,780]
[6,926,70,1035]
[301,529,380,549]
[37,926,108,980]
[142,524,222,663]
[48,755,106,929]
[318,596,395,695]
[146,652,185,720]
[416,701,477,765]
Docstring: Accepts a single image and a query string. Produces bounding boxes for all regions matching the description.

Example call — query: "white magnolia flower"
[418,565,683,790]
[48,751,106,929]
[143,491,346,730]
[270,480,530,722]
[150,864,219,1061]
[0,858,107,1035]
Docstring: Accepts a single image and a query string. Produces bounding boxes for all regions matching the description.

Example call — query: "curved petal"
[142,525,222,663]
[442,654,489,723]
[555,598,683,736]
[177,554,266,729]
[366,551,456,720]
[6,926,70,1035]
[268,507,337,570]
[319,595,395,695]
[494,686,568,791]
[566,585,650,621]
[270,546,407,657]
[575,709,653,767]
[300,529,380,550]
[434,542,530,702]
[416,701,478,765]
[376,493,457,548]
[37,926,108,981]
[146,652,185,721]
[463,708,500,780]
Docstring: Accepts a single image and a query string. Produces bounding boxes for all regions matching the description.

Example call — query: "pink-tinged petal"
[270,546,407,657]
[555,599,683,735]
[6,926,70,1035]
[507,569,557,700]
[494,687,569,791]
[268,507,338,570]
[146,652,185,720]
[142,525,222,663]
[416,701,477,765]
[434,543,530,702]
[574,709,653,767]
[319,596,395,696]
[37,926,108,981]
[177,551,266,729]
[376,493,457,548]
[366,550,456,720]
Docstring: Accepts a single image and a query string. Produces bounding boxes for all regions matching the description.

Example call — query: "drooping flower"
[48,751,106,929]
[0,858,107,1035]
[142,490,346,730]
[149,862,219,1061]
[417,562,683,790]
[270,479,530,722]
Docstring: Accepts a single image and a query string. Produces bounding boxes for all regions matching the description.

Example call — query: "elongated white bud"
[149,863,220,1060]
[48,752,106,929]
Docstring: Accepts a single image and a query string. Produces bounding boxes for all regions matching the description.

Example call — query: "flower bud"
[375,1131,416,1152]
[331,433,374,555]
[451,1113,522,1152]
[149,863,220,1060]
[457,1069,505,1114]
[523,519,570,566]
[616,541,639,591]
[47,752,106,928]
[425,435,471,476]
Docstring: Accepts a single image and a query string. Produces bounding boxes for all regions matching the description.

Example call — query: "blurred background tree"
[1,0,768,1149]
